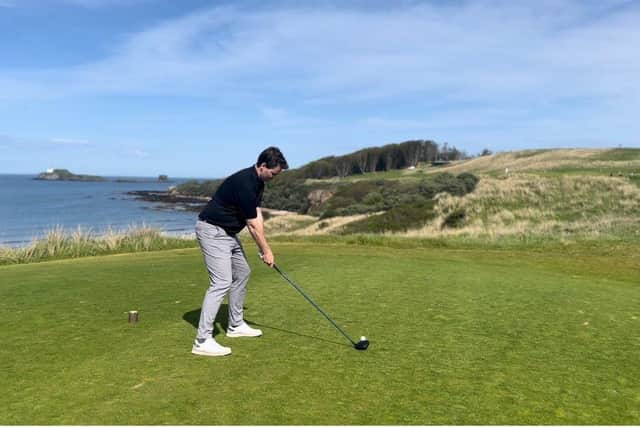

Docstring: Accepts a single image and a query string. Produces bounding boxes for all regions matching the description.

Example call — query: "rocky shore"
[126,191,294,219]
[126,190,208,212]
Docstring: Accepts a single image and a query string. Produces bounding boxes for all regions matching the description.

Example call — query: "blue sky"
[1,0,638,178]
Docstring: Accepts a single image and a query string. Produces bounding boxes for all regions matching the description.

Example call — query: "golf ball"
[360,336,367,341]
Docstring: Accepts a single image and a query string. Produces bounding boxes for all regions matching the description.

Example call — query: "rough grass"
[260,213,317,234]
[407,175,640,239]
[261,172,640,242]
[0,226,196,265]
[264,213,378,236]
[1,241,638,424]
[430,148,640,177]
[284,148,640,239]
[591,148,640,161]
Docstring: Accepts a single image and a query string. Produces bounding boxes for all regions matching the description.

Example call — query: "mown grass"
[1,241,639,424]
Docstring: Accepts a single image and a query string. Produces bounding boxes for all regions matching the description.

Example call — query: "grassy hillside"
[262,148,640,241]
[1,242,638,424]
[428,148,640,177]
[302,148,640,181]
[409,174,640,239]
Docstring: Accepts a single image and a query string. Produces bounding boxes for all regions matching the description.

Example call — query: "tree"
[354,150,368,174]
[441,142,449,161]
[383,147,395,171]
[404,140,423,167]
[423,140,439,162]
[449,146,463,160]
[367,148,381,173]
[335,158,351,178]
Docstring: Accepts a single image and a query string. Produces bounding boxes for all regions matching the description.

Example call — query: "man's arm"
[246,208,274,266]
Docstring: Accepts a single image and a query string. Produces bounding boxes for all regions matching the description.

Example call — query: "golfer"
[192,146,288,357]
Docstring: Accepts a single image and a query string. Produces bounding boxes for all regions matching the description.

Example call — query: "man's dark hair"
[257,146,289,170]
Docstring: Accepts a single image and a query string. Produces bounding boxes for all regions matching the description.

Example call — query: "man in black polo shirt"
[192,147,288,357]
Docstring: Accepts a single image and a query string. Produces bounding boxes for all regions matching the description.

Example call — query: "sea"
[0,174,207,247]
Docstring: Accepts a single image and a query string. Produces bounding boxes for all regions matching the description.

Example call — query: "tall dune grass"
[407,175,640,240]
[0,226,197,265]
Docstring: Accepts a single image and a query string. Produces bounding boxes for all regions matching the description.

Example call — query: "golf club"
[260,253,369,351]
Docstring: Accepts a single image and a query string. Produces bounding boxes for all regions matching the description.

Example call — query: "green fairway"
[1,242,638,424]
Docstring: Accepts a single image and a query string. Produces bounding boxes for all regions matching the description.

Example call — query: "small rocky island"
[35,168,105,182]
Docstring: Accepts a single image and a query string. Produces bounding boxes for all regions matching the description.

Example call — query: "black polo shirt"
[198,166,264,235]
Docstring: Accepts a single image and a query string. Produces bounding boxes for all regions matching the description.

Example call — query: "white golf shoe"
[226,322,263,338]
[191,337,231,357]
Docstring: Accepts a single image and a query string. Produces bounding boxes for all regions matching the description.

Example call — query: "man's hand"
[260,249,275,267]
[248,209,275,268]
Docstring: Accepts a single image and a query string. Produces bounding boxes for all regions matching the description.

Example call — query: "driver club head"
[354,337,370,351]
[265,256,370,353]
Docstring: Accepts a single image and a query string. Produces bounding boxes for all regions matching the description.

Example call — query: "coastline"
[126,190,208,212]
[0,175,202,248]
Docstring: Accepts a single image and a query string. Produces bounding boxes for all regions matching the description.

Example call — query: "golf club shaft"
[273,264,356,346]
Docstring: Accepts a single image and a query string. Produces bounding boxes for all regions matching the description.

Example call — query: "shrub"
[175,180,222,197]
[433,173,467,196]
[336,203,374,217]
[363,191,384,206]
[262,173,328,214]
[441,208,467,229]
[457,172,480,193]
[417,179,441,199]
[316,172,479,219]
[340,201,436,234]
[340,181,381,201]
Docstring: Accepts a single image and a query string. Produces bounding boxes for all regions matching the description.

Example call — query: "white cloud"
[1,0,640,153]
[1,1,636,104]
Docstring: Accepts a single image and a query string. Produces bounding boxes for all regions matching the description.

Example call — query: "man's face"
[257,163,282,182]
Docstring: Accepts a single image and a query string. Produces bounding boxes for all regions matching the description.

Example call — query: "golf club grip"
[272,265,356,346]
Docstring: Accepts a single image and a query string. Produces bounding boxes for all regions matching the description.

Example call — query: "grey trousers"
[195,220,251,340]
